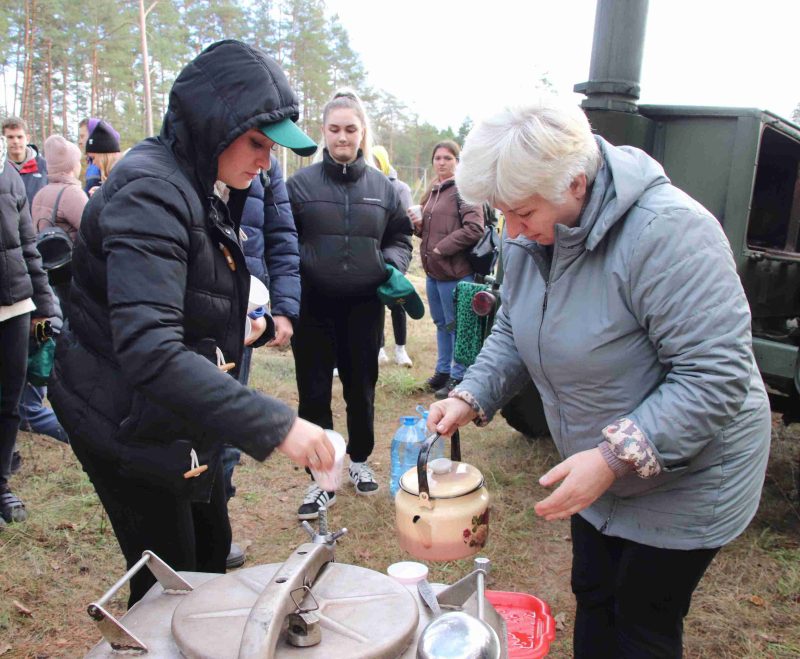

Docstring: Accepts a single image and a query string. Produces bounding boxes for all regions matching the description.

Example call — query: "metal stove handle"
[86,550,193,653]
[237,540,337,658]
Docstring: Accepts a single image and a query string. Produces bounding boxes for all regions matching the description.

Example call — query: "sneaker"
[426,371,450,391]
[10,451,22,475]
[226,542,246,569]
[297,484,336,520]
[0,489,27,524]
[378,347,389,365]
[349,462,379,495]
[394,345,413,368]
[434,377,462,400]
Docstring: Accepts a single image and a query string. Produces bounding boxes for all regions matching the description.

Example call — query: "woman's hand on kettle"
[427,398,476,436]
[278,417,335,470]
[244,316,267,346]
[534,448,615,521]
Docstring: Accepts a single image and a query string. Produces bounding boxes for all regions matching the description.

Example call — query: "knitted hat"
[86,120,120,153]
[44,135,82,175]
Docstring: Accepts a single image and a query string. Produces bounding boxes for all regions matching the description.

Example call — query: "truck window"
[747,126,800,253]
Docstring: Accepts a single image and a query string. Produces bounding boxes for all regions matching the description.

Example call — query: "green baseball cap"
[377,265,425,320]
[260,118,317,157]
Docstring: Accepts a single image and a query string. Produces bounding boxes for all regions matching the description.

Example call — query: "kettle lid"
[399,458,484,499]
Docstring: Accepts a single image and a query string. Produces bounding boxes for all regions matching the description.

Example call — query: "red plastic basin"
[486,590,556,658]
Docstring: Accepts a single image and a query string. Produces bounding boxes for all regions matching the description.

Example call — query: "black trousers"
[571,514,720,659]
[0,313,30,491]
[292,290,383,463]
[381,305,407,347]
[70,437,230,607]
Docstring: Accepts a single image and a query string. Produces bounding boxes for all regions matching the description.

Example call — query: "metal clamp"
[86,550,193,653]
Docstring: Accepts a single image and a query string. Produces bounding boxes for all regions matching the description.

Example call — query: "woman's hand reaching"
[278,417,335,470]
[534,448,616,521]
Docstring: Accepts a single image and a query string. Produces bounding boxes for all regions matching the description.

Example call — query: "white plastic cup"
[387,561,429,585]
[408,204,423,225]
[248,275,270,313]
[244,316,252,343]
[310,430,346,491]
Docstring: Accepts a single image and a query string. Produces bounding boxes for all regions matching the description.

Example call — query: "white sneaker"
[297,483,336,520]
[394,345,413,368]
[349,461,380,495]
[378,348,389,365]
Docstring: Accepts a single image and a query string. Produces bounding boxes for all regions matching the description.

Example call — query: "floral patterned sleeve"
[597,417,662,479]
[449,389,489,427]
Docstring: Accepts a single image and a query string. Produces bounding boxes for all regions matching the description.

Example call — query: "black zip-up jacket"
[0,159,57,316]
[287,149,412,297]
[50,40,302,500]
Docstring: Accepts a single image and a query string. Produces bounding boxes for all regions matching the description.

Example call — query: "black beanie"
[86,120,120,153]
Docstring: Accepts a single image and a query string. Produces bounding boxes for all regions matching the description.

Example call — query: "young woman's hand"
[244,316,266,346]
[534,448,616,521]
[277,417,334,470]
[427,397,476,436]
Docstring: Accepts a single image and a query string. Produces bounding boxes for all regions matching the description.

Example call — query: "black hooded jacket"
[51,41,301,498]
[287,149,412,297]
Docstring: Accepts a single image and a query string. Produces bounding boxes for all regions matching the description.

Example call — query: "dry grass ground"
[1,268,799,657]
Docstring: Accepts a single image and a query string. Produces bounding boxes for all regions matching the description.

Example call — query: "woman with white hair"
[428,102,771,658]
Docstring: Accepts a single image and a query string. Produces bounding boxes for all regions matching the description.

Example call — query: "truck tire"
[500,381,550,442]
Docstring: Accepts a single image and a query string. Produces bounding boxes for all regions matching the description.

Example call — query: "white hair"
[456,101,601,207]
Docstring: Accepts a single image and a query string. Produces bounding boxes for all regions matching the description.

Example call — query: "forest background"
[0,0,479,194]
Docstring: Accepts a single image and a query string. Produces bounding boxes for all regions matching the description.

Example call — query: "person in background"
[50,40,334,606]
[2,117,47,205]
[31,135,88,320]
[288,90,412,519]
[429,101,771,659]
[222,153,300,569]
[372,145,414,368]
[78,118,102,193]
[84,120,122,196]
[411,140,483,399]
[0,135,61,528]
[2,119,68,445]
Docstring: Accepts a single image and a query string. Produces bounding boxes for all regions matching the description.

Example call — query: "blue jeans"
[18,383,69,443]
[426,275,473,381]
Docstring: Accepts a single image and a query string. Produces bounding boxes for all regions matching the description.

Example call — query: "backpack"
[466,204,499,277]
[35,186,73,273]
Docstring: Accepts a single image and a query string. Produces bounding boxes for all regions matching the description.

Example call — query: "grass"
[2,270,800,657]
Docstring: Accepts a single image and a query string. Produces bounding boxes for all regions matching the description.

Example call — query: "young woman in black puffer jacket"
[287,91,412,519]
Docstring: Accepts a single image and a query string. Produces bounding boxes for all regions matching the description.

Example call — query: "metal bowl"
[416,610,501,659]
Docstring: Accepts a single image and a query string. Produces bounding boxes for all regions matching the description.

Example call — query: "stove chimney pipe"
[574,0,649,113]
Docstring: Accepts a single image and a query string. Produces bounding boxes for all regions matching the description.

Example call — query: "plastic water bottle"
[390,416,422,498]
[415,404,446,462]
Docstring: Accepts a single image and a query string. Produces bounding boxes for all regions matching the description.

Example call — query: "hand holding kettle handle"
[416,429,461,500]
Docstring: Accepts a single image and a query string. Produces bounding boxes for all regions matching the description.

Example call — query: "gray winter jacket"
[458,137,771,550]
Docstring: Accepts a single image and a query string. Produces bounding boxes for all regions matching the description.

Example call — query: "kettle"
[395,432,490,561]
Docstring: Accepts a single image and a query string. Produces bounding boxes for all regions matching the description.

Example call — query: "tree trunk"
[91,44,98,117]
[62,57,68,137]
[46,38,53,138]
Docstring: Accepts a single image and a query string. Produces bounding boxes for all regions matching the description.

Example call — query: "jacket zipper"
[343,188,350,272]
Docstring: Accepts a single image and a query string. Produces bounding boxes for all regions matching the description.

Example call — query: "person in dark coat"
[222,155,300,568]
[0,135,60,528]
[287,90,412,519]
[50,40,334,606]
[2,117,68,444]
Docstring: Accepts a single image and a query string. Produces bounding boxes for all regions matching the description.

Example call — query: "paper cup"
[387,561,429,585]
[248,275,270,313]
[408,204,423,224]
[244,316,252,343]
[310,430,346,491]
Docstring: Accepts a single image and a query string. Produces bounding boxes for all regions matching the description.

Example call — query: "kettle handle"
[416,429,461,498]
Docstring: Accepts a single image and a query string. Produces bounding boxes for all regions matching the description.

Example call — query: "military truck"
[472,0,800,438]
